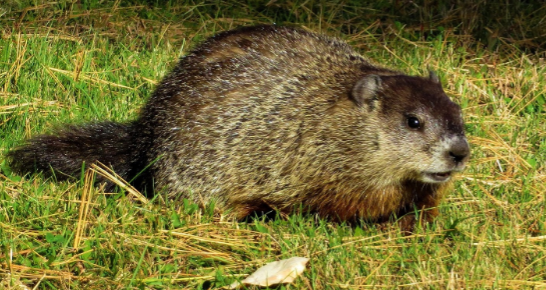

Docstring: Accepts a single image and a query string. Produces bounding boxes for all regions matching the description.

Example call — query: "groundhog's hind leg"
[229,200,278,221]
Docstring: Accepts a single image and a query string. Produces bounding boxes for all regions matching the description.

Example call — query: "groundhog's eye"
[407,116,421,129]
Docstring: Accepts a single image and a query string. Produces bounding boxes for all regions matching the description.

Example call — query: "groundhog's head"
[351,72,470,184]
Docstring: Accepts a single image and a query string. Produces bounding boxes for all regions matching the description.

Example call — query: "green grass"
[1,1,546,289]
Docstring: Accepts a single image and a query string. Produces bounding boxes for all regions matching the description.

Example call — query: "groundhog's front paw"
[398,208,439,234]
[398,214,418,234]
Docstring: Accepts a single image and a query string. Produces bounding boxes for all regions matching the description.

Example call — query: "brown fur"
[8,25,469,231]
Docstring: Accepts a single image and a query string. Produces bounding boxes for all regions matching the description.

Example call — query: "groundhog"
[7,25,469,231]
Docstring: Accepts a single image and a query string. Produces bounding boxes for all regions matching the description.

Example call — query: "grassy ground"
[1,1,546,289]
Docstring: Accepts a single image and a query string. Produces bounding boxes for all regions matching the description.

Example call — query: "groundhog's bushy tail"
[7,122,150,191]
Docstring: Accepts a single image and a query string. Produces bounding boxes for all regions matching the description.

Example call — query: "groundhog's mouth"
[423,172,452,183]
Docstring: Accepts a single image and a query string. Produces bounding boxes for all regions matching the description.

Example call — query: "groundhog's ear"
[429,70,441,85]
[351,75,382,109]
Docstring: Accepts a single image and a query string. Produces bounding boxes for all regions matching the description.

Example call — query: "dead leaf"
[229,257,309,289]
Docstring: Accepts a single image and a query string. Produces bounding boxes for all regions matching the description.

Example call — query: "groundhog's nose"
[449,137,470,164]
